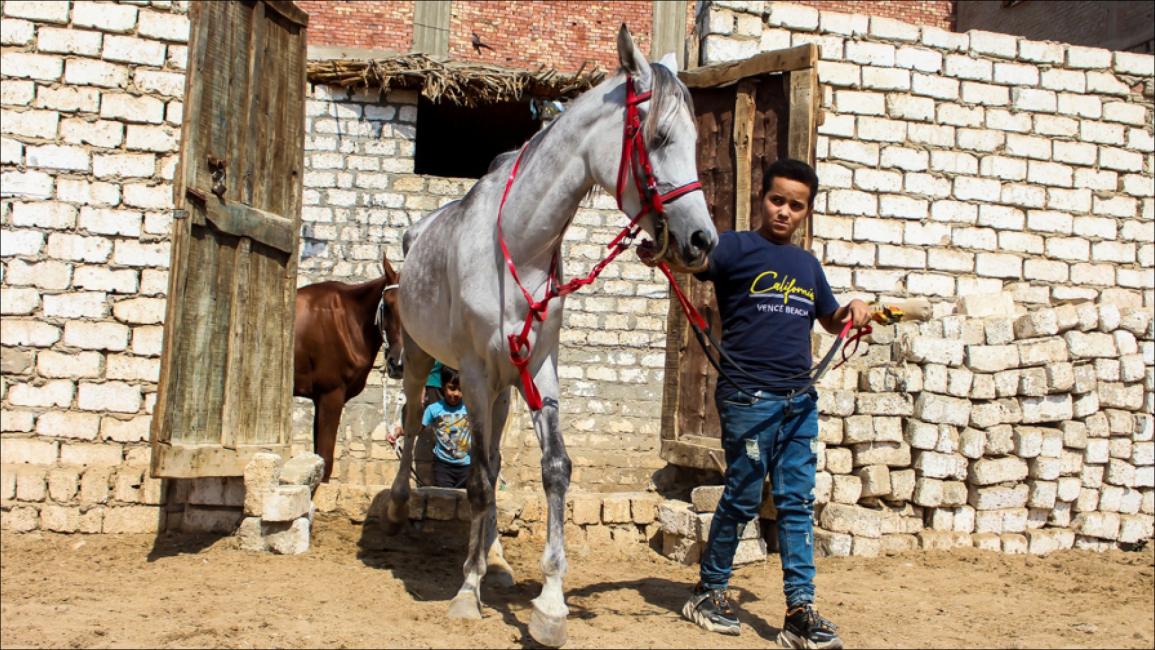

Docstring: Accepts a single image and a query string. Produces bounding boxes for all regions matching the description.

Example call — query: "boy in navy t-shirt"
[680,159,868,650]
[422,366,471,489]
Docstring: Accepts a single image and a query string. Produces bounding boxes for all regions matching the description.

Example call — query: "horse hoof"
[528,607,567,648]
[485,566,516,588]
[447,592,483,620]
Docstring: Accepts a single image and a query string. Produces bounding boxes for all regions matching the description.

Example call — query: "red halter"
[497,75,703,410]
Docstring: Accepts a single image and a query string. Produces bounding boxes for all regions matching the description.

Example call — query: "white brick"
[71,1,139,31]
[954,176,1001,201]
[820,11,868,36]
[857,117,906,143]
[977,203,1024,229]
[78,382,142,414]
[1040,68,1085,93]
[64,59,129,88]
[7,380,74,408]
[701,36,758,64]
[938,103,984,127]
[930,200,977,224]
[1098,146,1144,172]
[1093,196,1137,218]
[134,69,185,97]
[1101,102,1148,127]
[1057,93,1101,119]
[957,128,1003,151]
[73,266,139,294]
[953,227,998,250]
[968,30,1017,58]
[0,52,63,80]
[36,412,101,440]
[26,145,90,171]
[0,287,40,315]
[922,26,967,52]
[138,10,190,41]
[113,241,170,267]
[78,207,144,237]
[11,202,76,230]
[1027,161,1073,188]
[1122,173,1154,197]
[907,124,955,148]
[836,90,884,115]
[0,79,34,105]
[985,108,1031,133]
[993,62,1038,86]
[828,189,877,216]
[101,94,165,124]
[945,54,992,81]
[93,153,155,178]
[879,195,928,219]
[975,253,1021,279]
[1034,115,1078,138]
[1085,71,1130,95]
[0,320,58,348]
[1114,51,1155,75]
[1011,88,1056,112]
[960,81,1008,106]
[911,72,958,99]
[1,108,59,139]
[1064,45,1111,69]
[1,17,35,44]
[854,168,902,192]
[1046,188,1091,212]
[978,155,1026,181]
[1045,237,1089,262]
[112,297,165,324]
[880,145,929,171]
[861,66,910,90]
[43,292,108,318]
[56,178,120,206]
[829,139,879,165]
[37,27,103,55]
[1005,134,1050,160]
[885,94,934,122]
[101,35,167,66]
[927,249,974,272]
[63,321,129,351]
[1081,120,1126,146]
[845,41,894,67]
[1018,39,1064,64]
[123,184,173,210]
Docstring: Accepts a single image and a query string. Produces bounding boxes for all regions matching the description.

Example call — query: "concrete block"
[1065,331,1117,359]
[1074,511,1120,540]
[262,485,311,522]
[1020,395,1073,423]
[814,529,853,557]
[890,469,916,501]
[264,517,311,555]
[969,457,1029,485]
[243,452,283,516]
[913,478,943,507]
[852,441,911,467]
[661,532,701,565]
[658,500,697,538]
[819,503,882,538]
[280,454,324,491]
[966,345,1020,372]
[914,393,972,426]
[969,484,1029,510]
[832,474,863,504]
[602,495,632,524]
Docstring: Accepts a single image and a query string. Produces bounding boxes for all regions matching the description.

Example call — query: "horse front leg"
[526,355,570,648]
[384,337,434,535]
[483,387,515,588]
[448,363,496,620]
[314,389,345,483]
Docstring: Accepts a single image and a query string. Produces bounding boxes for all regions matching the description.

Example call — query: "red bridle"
[497,75,703,410]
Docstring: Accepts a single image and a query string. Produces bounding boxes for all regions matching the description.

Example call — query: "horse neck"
[497,77,626,271]
[348,275,387,348]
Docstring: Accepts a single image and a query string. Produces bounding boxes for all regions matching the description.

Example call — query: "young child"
[422,366,471,488]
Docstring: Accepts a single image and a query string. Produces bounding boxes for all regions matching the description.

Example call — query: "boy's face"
[443,380,462,406]
[760,176,812,243]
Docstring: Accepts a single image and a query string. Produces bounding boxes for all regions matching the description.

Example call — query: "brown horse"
[293,252,404,482]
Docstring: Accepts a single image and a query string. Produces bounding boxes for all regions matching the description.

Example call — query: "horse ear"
[616,23,652,88]
[656,51,679,75]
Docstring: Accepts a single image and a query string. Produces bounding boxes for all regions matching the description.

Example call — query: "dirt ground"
[2,515,1153,649]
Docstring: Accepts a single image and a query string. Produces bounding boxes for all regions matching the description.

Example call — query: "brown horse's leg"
[314,390,345,483]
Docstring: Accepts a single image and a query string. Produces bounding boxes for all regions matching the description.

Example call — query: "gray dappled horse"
[386,26,718,647]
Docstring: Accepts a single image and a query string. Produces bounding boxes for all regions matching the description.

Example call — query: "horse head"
[379,253,404,379]
[607,24,718,272]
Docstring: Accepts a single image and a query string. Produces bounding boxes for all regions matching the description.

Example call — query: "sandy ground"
[1,515,1153,649]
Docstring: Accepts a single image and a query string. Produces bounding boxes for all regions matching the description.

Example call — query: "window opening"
[415,97,542,178]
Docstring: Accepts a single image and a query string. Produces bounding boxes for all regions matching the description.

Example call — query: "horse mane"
[642,63,694,146]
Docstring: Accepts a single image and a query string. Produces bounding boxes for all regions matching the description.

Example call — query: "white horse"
[386,26,718,647]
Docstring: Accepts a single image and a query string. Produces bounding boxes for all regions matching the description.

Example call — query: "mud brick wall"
[702,1,1154,312]
[1,0,189,534]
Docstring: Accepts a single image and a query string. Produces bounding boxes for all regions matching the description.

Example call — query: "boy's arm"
[818,300,870,334]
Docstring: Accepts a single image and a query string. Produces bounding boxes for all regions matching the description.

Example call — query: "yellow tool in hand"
[870,297,932,325]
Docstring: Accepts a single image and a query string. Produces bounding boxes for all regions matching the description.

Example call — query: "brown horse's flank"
[293,251,402,482]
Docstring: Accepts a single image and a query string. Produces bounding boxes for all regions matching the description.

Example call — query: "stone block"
[658,500,697,538]
[941,481,969,507]
[832,474,863,504]
[969,484,1029,510]
[984,425,1014,456]
[852,441,911,467]
[900,336,965,366]
[914,451,967,480]
[1020,395,1073,424]
[958,293,1016,318]
[1118,515,1154,544]
[236,516,266,552]
[631,494,660,525]
[1065,331,1117,359]
[969,457,1029,486]
[279,454,324,490]
[422,487,460,521]
[601,495,632,524]
[661,532,700,565]
[965,345,1020,372]
[690,485,724,514]
[959,428,985,459]
[825,447,853,474]
[262,485,311,522]
[859,465,891,497]
[818,503,882,538]
[243,452,283,516]
[914,393,972,426]
[814,529,853,557]
[264,518,311,555]
[1074,511,1120,540]
[913,478,943,507]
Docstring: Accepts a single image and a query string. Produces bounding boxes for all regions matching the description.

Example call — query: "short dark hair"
[440,365,459,387]
[761,158,819,207]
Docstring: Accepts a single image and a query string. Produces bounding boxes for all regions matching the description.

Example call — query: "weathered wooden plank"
[651,0,688,67]
[193,197,296,253]
[153,443,292,478]
[732,79,756,232]
[263,0,308,27]
[679,44,816,89]
[788,66,818,248]
[661,438,726,474]
[412,0,450,55]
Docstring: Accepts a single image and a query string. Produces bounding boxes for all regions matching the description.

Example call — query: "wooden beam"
[413,0,451,56]
[787,66,819,249]
[651,0,688,68]
[661,438,727,474]
[190,188,296,253]
[151,443,291,479]
[679,44,816,89]
[732,80,756,232]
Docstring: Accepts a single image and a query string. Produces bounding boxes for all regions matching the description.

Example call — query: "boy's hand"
[387,425,402,445]
[842,299,871,328]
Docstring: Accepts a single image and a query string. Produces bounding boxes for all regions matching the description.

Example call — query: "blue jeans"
[699,390,818,608]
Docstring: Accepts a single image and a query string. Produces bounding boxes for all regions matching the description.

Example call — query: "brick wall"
[296,0,414,52]
[957,0,1154,54]
[1,0,189,534]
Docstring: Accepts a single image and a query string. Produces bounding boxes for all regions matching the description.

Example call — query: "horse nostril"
[690,229,712,252]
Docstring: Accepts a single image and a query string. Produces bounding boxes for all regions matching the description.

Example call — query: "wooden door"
[660,45,818,471]
[150,0,308,478]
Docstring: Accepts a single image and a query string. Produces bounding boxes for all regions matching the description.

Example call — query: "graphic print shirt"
[423,399,471,466]
[695,230,839,397]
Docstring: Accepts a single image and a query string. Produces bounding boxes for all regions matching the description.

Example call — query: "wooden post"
[787,66,819,248]
[413,0,450,56]
[651,0,689,68]
[732,80,756,232]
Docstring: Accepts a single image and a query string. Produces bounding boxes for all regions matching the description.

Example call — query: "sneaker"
[777,604,842,649]
[681,582,741,635]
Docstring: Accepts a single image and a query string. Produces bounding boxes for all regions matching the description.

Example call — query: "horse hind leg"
[483,388,515,588]
[448,367,497,621]
[314,390,345,483]
[384,338,435,535]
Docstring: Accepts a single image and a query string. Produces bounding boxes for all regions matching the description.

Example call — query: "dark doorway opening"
[414,98,541,178]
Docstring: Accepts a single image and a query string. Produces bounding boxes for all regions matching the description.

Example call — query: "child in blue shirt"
[422,365,471,488]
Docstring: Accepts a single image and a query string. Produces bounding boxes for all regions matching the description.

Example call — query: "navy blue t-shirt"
[695,230,839,398]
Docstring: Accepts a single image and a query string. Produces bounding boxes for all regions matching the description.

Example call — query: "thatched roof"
[306,53,607,107]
